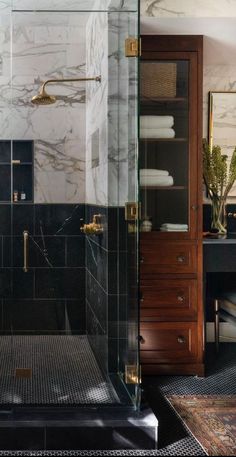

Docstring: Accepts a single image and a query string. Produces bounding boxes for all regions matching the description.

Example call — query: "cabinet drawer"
[140,279,197,321]
[140,241,197,275]
[140,322,198,363]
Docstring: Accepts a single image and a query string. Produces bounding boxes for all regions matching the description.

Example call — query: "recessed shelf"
[140,97,187,105]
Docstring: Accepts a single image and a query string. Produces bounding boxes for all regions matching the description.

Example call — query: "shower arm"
[41,76,101,92]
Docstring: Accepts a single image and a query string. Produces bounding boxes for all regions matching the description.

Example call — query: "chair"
[214,292,236,352]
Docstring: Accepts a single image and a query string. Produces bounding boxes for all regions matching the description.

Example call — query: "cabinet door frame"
[140,50,201,240]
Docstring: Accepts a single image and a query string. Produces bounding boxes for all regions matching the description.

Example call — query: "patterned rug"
[167,395,236,456]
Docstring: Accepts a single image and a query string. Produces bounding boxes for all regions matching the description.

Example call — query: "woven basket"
[141,62,177,98]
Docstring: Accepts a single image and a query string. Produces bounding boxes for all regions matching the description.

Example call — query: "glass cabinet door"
[140,52,198,239]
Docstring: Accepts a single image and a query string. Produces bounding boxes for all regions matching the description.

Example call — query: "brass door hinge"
[125,365,141,384]
[125,37,141,57]
[125,202,140,221]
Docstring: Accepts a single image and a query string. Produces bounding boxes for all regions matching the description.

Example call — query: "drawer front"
[140,279,198,321]
[140,322,198,364]
[140,241,197,275]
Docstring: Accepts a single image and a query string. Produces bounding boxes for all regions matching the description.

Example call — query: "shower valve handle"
[80,214,104,236]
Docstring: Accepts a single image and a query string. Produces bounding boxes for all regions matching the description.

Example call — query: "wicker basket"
[141,62,177,99]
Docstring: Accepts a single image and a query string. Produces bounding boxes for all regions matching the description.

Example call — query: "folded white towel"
[140,176,174,187]
[161,223,188,229]
[140,128,175,139]
[140,116,174,129]
[140,169,169,177]
[160,228,188,232]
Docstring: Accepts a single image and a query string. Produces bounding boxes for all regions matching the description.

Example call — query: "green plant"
[203,139,236,233]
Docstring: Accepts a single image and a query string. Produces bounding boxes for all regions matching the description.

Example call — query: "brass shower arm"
[41,76,101,92]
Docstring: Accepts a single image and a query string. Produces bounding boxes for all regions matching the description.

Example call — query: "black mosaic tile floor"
[0,335,118,405]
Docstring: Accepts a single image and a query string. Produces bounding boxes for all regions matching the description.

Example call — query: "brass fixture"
[125,365,141,384]
[228,212,236,219]
[125,37,141,57]
[31,75,101,105]
[80,214,104,236]
[23,230,29,273]
[125,202,140,221]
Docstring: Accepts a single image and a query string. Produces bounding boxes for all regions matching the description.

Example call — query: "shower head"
[31,87,57,106]
[31,76,101,106]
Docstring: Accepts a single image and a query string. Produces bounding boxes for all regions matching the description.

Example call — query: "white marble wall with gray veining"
[0,9,89,203]
[86,6,139,206]
[141,0,236,17]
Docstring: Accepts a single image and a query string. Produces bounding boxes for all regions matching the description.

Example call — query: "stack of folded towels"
[160,223,188,232]
[140,169,174,187]
[140,115,175,139]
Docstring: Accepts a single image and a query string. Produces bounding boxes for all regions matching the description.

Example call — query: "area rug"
[167,395,236,456]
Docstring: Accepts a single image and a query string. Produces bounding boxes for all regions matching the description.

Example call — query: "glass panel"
[140,60,190,234]
[0,0,139,410]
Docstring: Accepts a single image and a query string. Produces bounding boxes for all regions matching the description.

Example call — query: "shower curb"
[0,406,158,451]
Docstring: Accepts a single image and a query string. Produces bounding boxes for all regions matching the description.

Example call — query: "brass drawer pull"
[177,336,186,344]
[177,255,186,263]
[177,294,185,302]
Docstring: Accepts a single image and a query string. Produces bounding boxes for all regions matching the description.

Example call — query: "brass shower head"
[31,87,57,106]
[31,76,101,106]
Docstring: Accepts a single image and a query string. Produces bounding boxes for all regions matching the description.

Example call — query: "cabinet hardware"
[177,294,185,302]
[177,255,185,263]
[191,205,198,210]
[177,336,185,344]
[125,37,141,57]
[140,256,144,264]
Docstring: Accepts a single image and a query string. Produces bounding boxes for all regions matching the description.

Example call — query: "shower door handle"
[23,230,29,273]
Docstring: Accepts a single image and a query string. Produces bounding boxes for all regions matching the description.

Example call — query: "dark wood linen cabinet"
[139,35,204,376]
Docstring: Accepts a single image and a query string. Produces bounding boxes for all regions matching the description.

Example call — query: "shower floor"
[0,335,119,405]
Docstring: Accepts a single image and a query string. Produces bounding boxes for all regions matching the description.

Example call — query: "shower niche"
[0,140,33,203]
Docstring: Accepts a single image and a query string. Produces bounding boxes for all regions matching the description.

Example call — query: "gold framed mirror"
[208,91,236,197]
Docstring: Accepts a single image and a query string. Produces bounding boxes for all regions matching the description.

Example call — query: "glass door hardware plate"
[125,37,141,57]
[125,202,140,221]
[125,365,141,384]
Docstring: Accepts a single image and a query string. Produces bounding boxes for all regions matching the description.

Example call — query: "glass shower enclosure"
[0,0,140,410]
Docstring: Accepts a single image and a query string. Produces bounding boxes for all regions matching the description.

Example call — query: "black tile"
[0,140,11,163]
[3,299,65,332]
[108,295,118,338]
[108,338,119,372]
[46,426,155,450]
[4,236,66,268]
[0,427,44,450]
[13,140,33,163]
[0,268,11,298]
[0,205,11,235]
[87,304,107,373]
[86,238,107,292]
[86,271,107,332]
[12,204,34,235]
[35,204,85,236]
[35,268,85,299]
[0,165,11,201]
[65,299,86,334]
[12,269,34,299]
[66,236,84,267]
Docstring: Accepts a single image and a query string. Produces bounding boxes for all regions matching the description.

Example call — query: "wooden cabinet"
[139,36,204,376]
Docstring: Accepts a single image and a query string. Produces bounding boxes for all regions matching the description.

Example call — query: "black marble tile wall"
[85,205,130,375]
[0,203,86,335]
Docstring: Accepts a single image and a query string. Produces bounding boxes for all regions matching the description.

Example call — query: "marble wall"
[0,7,89,203]
[141,0,236,17]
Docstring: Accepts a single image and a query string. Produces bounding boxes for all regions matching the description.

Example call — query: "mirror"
[209,91,236,197]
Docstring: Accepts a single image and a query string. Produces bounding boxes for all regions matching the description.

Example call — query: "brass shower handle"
[23,230,29,273]
[80,214,104,236]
